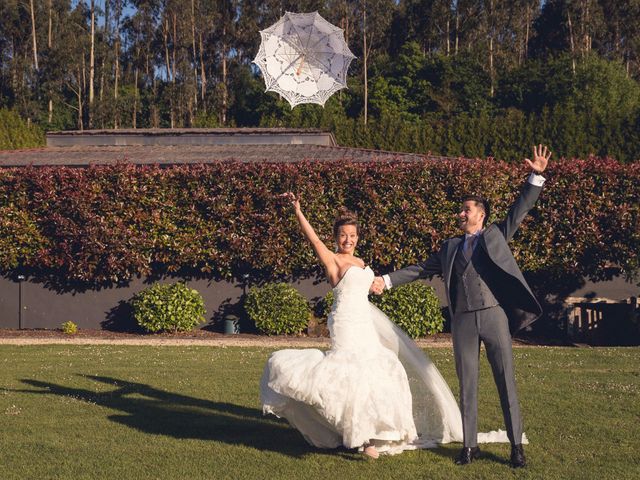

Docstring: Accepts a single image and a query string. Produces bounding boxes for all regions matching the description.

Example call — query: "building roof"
[0,128,447,166]
[45,128,338,147]
[0,144,438,166]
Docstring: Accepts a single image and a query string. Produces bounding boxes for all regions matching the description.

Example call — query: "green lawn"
[1,345,638,480]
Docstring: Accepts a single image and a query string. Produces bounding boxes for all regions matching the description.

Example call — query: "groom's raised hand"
[369,276,385,295]
[524,144,552,174]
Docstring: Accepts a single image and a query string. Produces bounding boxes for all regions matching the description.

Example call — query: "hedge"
[0,159,637,293]
[132,282,206,333]
[320,284,445,338]
[0,109,45,150]
[244,283,310,335]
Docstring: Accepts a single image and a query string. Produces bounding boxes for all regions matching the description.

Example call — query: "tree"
[353,0,395,124]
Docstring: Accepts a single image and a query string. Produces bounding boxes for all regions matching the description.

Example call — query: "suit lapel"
[477,224,495,254]
[444,236,464,286]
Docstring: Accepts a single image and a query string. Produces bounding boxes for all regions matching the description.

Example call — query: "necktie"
[464,235,477,261]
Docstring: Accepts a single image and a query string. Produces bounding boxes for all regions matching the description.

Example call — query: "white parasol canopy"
[253,11,356,108]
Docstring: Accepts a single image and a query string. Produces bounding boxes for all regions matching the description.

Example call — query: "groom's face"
[458,200,485,234]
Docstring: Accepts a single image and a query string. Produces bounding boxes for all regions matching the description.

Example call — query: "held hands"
[524,144,552,174]
[369,276,385,295]
[281,192,301,213]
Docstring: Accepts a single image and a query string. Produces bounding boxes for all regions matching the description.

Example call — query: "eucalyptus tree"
[352,0,396,124]
[0,0,40,118]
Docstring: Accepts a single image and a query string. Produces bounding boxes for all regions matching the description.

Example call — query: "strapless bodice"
[329,266,377,351]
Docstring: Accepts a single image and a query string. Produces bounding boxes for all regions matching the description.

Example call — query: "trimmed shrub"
[317,290,335,320]
[132,282,206,333]
[317,284,444,338]
[244,283,310,335]
[0,109,45,150]
[370,283,444,338]
[61,321,78,335]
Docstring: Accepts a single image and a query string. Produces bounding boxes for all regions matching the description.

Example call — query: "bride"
[261,193,517,458]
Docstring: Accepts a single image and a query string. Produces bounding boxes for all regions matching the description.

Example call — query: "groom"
[371,145,552,468]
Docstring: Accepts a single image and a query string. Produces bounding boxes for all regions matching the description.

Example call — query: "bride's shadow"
[16,375,361,460]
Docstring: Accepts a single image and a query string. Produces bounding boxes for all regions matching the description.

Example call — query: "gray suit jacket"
[388,179,543,334]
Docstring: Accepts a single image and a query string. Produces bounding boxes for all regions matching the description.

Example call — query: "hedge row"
[0,159,637,290]
[0,109,45,150]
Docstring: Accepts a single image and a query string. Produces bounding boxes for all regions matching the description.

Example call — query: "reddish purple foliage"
[0,158,637,285]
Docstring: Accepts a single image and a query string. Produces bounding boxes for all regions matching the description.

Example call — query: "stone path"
[0,330,456,348]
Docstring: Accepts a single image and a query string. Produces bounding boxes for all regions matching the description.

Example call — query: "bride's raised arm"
[283,192,337,276]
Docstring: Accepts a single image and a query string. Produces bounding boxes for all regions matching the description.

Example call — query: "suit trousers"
[451,305,523,447]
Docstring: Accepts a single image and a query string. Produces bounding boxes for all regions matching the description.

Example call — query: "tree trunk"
[172,12,177,84]
[363,4,368,126]
[163,18,171,82]
[114,0,121,129]
[567,10,577,75]
[344,1,350,44]
[583,0,591,55]
[199,32,206,106]
[29,0,39,70]
[133,66,138,128]
[455,7,459,55]
[488,0,495,97]
[99,56,105,128]
[89,0,95,128]
[172,12,177,128]
[152,76,159,128]
[100,0,109,126]
[221,25,228,126]
[191,0,198,112]
[524,6,530,61]
[446,19,450,56]
[48,0,52,48]
[48,0,53,123]
[163,16,174,127]
[77,66,83,130]
[82,54,87,128]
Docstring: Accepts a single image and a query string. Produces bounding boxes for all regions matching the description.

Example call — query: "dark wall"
[0,274,636,331]
[0,275,337,331]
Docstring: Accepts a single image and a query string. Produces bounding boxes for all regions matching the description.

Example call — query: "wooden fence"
[566,297,639,345]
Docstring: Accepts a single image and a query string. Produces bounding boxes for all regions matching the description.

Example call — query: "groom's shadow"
[16,375,360,460]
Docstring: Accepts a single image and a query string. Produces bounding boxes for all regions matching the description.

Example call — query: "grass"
[1,344,639,480]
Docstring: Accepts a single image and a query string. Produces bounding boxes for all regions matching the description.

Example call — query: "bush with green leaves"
[244,283,310,335]
[0,109,45,150]
[61,321,78,335]
[317,290,334,320]
[132,282,206,333]
[316,283,444,338]
[370,282,444,338]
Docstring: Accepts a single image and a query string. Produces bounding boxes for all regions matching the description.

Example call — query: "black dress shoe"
[510,444,526,468]
[455,446,481,465]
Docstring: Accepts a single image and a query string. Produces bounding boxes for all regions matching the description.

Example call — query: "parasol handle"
[296,55,306,76]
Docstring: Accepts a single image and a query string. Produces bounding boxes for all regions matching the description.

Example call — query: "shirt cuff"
[382,274,393,290]
[527,172,546,187]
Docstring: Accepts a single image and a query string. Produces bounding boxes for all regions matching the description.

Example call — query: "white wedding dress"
[260,266,521,454]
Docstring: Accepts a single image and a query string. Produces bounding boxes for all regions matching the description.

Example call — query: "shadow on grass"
[430,446,509,467]
[16,376,364,460]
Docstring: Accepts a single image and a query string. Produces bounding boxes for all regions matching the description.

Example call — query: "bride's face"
[336,225,358,254]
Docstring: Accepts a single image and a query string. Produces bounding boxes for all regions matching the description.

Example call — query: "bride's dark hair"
[333,207,360,238]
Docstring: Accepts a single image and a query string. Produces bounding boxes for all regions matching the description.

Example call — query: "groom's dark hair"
[462,195,490,227]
